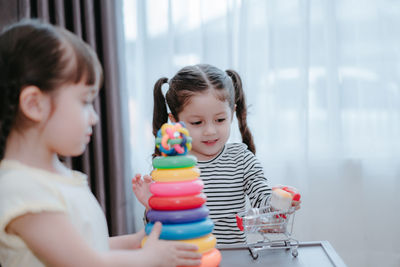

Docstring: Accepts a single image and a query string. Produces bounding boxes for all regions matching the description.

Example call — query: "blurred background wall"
[121,1,400,266]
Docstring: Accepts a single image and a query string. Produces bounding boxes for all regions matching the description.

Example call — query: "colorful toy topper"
[156,122,192,156]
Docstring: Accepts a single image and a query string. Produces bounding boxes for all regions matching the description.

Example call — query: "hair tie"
[161,82,171,114]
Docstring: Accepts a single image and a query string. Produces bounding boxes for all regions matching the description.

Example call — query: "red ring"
[149,193,207,210]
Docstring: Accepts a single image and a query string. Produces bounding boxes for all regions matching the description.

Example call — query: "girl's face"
[42,82,99,157]
[177,90,233,161]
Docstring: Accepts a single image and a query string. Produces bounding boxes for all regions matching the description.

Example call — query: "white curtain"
[122,0,400,266]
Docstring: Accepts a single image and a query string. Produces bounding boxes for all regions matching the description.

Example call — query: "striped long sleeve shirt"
[197,143,271,245]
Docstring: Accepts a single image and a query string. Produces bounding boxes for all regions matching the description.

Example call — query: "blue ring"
[145,218,214,240]
[147,206,209,224]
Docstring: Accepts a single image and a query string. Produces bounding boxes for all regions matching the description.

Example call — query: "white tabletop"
[217,241,347,267]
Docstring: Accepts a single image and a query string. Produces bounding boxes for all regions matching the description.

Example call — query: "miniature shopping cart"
[236,204,299,259]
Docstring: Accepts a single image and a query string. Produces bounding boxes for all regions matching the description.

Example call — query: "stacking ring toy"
[152,155,197,169]
[149,193,206,210]
[199,248,221,267]
[141,233,216,254]
[145,218,214,240]
[151,167,200,182]
[150,179,204,197]
[179,248,221,267]
[146,206,209,223]
[156,122,192,156]
[177,234,216,254]
[155,137,192,148]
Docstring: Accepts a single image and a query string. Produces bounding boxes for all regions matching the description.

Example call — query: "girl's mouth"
[202,139,218,146]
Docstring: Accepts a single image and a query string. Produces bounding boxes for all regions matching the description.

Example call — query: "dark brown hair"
[152,64,255,157]
[0,19,103,159]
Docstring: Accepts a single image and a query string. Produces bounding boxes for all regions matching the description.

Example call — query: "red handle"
[282,186,301,201]
[292,193,301,201]
[236,215,244,231]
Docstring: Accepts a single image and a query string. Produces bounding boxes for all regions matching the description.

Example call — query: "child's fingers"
[176,250,202,258]
[143,175,153,183]
[292,200,301,210]
[132,180,142,191]
[176,257,202,267]
[136,229,146,241]
[132,175,140,184]
[174,248,202,267]
[172,242,198,251]
[132,177,138,191]
[133,176,144,186]
[146,221,162,242]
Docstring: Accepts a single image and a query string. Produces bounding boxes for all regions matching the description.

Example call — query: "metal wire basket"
[236,204,299,258]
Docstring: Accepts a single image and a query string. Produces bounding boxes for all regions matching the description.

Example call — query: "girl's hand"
[109,229,146,250]
[292,199,301,210]
[132,174,152,210]
[142,222,202,267]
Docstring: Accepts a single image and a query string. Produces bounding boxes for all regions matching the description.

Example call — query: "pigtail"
[152,77,169,157]
[226,69,256,154]
[0,84,19,160]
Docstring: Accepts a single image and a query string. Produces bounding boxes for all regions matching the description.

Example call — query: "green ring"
[153,155,197,169]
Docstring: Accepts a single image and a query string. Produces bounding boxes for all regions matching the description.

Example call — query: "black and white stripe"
[198,143,271,244]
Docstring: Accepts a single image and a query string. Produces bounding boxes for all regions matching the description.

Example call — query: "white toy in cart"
[270,185,301,211]
[235,185,301,259]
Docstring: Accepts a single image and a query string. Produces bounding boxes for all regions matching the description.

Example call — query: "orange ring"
[179,248,221,267]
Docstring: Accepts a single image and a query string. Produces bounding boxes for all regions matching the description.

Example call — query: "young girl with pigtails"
[0,20,201,267]
[133,64,300,245]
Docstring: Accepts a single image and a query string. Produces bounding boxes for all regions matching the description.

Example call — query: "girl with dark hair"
[0,20,200,267]
[133,64,300,245]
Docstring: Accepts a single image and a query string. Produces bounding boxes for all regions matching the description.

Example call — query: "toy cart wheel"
[291,248,298,257]
[248,248,259,260]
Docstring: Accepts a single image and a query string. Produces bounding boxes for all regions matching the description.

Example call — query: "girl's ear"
[19,86,50,122]
[168,113,177,123]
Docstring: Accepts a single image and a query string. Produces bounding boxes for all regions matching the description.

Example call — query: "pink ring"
[150,179,204,197]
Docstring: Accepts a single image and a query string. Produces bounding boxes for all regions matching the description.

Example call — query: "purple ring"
[146,206,209,224]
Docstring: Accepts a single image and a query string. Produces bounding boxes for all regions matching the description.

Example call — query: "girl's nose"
[203,123,217,135]
[90,108,99,126]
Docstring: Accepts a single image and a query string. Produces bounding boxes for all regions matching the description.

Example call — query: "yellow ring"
[141,234,216,254]
[151,167,200,182]
[180,234,216,254]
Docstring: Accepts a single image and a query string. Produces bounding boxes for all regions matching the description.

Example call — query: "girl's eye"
[216,118,226,123]
[83,99,94,105]
[190,121,202,125]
